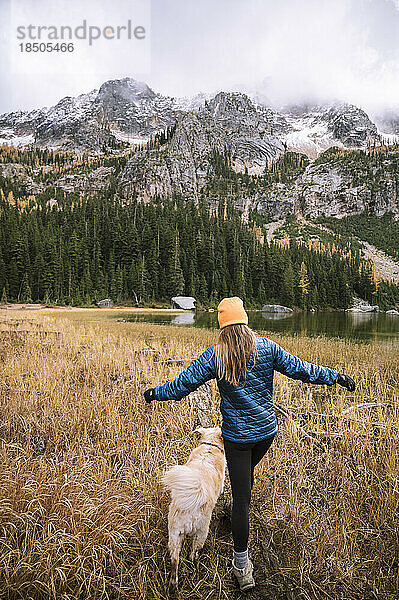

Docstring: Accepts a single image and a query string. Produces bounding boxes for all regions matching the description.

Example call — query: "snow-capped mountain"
[279,102,379,158]
[0,78,182,151]
[0,77,398,222]
[0,107,46,148]
[0,77,397,156]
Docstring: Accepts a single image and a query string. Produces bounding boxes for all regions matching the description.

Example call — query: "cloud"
[0,0,398,115]
[149,0,399,113]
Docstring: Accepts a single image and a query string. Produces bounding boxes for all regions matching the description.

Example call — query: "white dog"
[161,426,226,588]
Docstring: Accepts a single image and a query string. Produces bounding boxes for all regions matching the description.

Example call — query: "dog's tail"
[161,465,208,512]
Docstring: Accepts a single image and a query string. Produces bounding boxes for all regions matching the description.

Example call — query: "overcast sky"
[0,0,398,115]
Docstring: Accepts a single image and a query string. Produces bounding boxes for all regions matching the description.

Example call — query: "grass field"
[0,310,398,599]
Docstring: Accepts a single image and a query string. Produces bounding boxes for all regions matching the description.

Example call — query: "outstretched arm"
[145,346,216,402]
[271,341,338,385]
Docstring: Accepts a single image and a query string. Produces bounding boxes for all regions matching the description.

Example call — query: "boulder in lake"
[262,304,293,313]
[171,296,196,310]
[98,298,113,308]
[361,305,379,313]
[347,296,379,313]
[346,304,379,313]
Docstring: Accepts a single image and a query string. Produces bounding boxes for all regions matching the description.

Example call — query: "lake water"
[121,310,399,344]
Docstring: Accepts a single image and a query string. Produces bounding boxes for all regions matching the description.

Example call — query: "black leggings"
[224,436,275,552]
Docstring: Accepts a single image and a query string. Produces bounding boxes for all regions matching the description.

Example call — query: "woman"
[144,297,355,591]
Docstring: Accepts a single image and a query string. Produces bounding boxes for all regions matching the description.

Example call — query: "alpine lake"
[116,309,399,344]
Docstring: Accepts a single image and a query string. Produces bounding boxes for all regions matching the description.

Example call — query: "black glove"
[336,373,356,392]
[144,388,156,403]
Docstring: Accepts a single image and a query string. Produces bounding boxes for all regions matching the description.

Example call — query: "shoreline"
[0,304,186,313]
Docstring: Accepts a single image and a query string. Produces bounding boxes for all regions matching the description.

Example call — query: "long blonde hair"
[214,324,257,386]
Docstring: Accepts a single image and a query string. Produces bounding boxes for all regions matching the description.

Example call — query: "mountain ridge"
[0,77,398,223]
[0,77,397,156]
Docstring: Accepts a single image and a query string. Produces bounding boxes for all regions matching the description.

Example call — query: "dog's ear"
[193,427,206,436]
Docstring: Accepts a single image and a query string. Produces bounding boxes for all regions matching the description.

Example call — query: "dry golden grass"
[0,309,398,600]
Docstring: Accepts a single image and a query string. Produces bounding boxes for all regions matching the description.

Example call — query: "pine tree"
[20,273,32,303]
[198,274,208,302]
[137,257,149,303]
[258,280,266,304]
[282,262,295,307]
[298,261,310,307]
[168,230,185,297]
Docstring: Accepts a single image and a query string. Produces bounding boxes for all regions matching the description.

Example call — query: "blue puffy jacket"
[153,336,338,443]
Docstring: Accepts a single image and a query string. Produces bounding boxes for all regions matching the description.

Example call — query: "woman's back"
[153,335,338,443]
[146,297,354,592]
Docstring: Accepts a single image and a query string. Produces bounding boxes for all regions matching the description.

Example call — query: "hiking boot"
[232,558,255,591]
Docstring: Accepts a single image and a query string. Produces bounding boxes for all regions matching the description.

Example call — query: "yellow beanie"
[217,297,248,329]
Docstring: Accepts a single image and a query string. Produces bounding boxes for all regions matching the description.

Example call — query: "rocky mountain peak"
[95,78,156,105]
[208,91,254,111]
[0,78,397,155]
[203,91,281,140]
[326,102,377,146]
